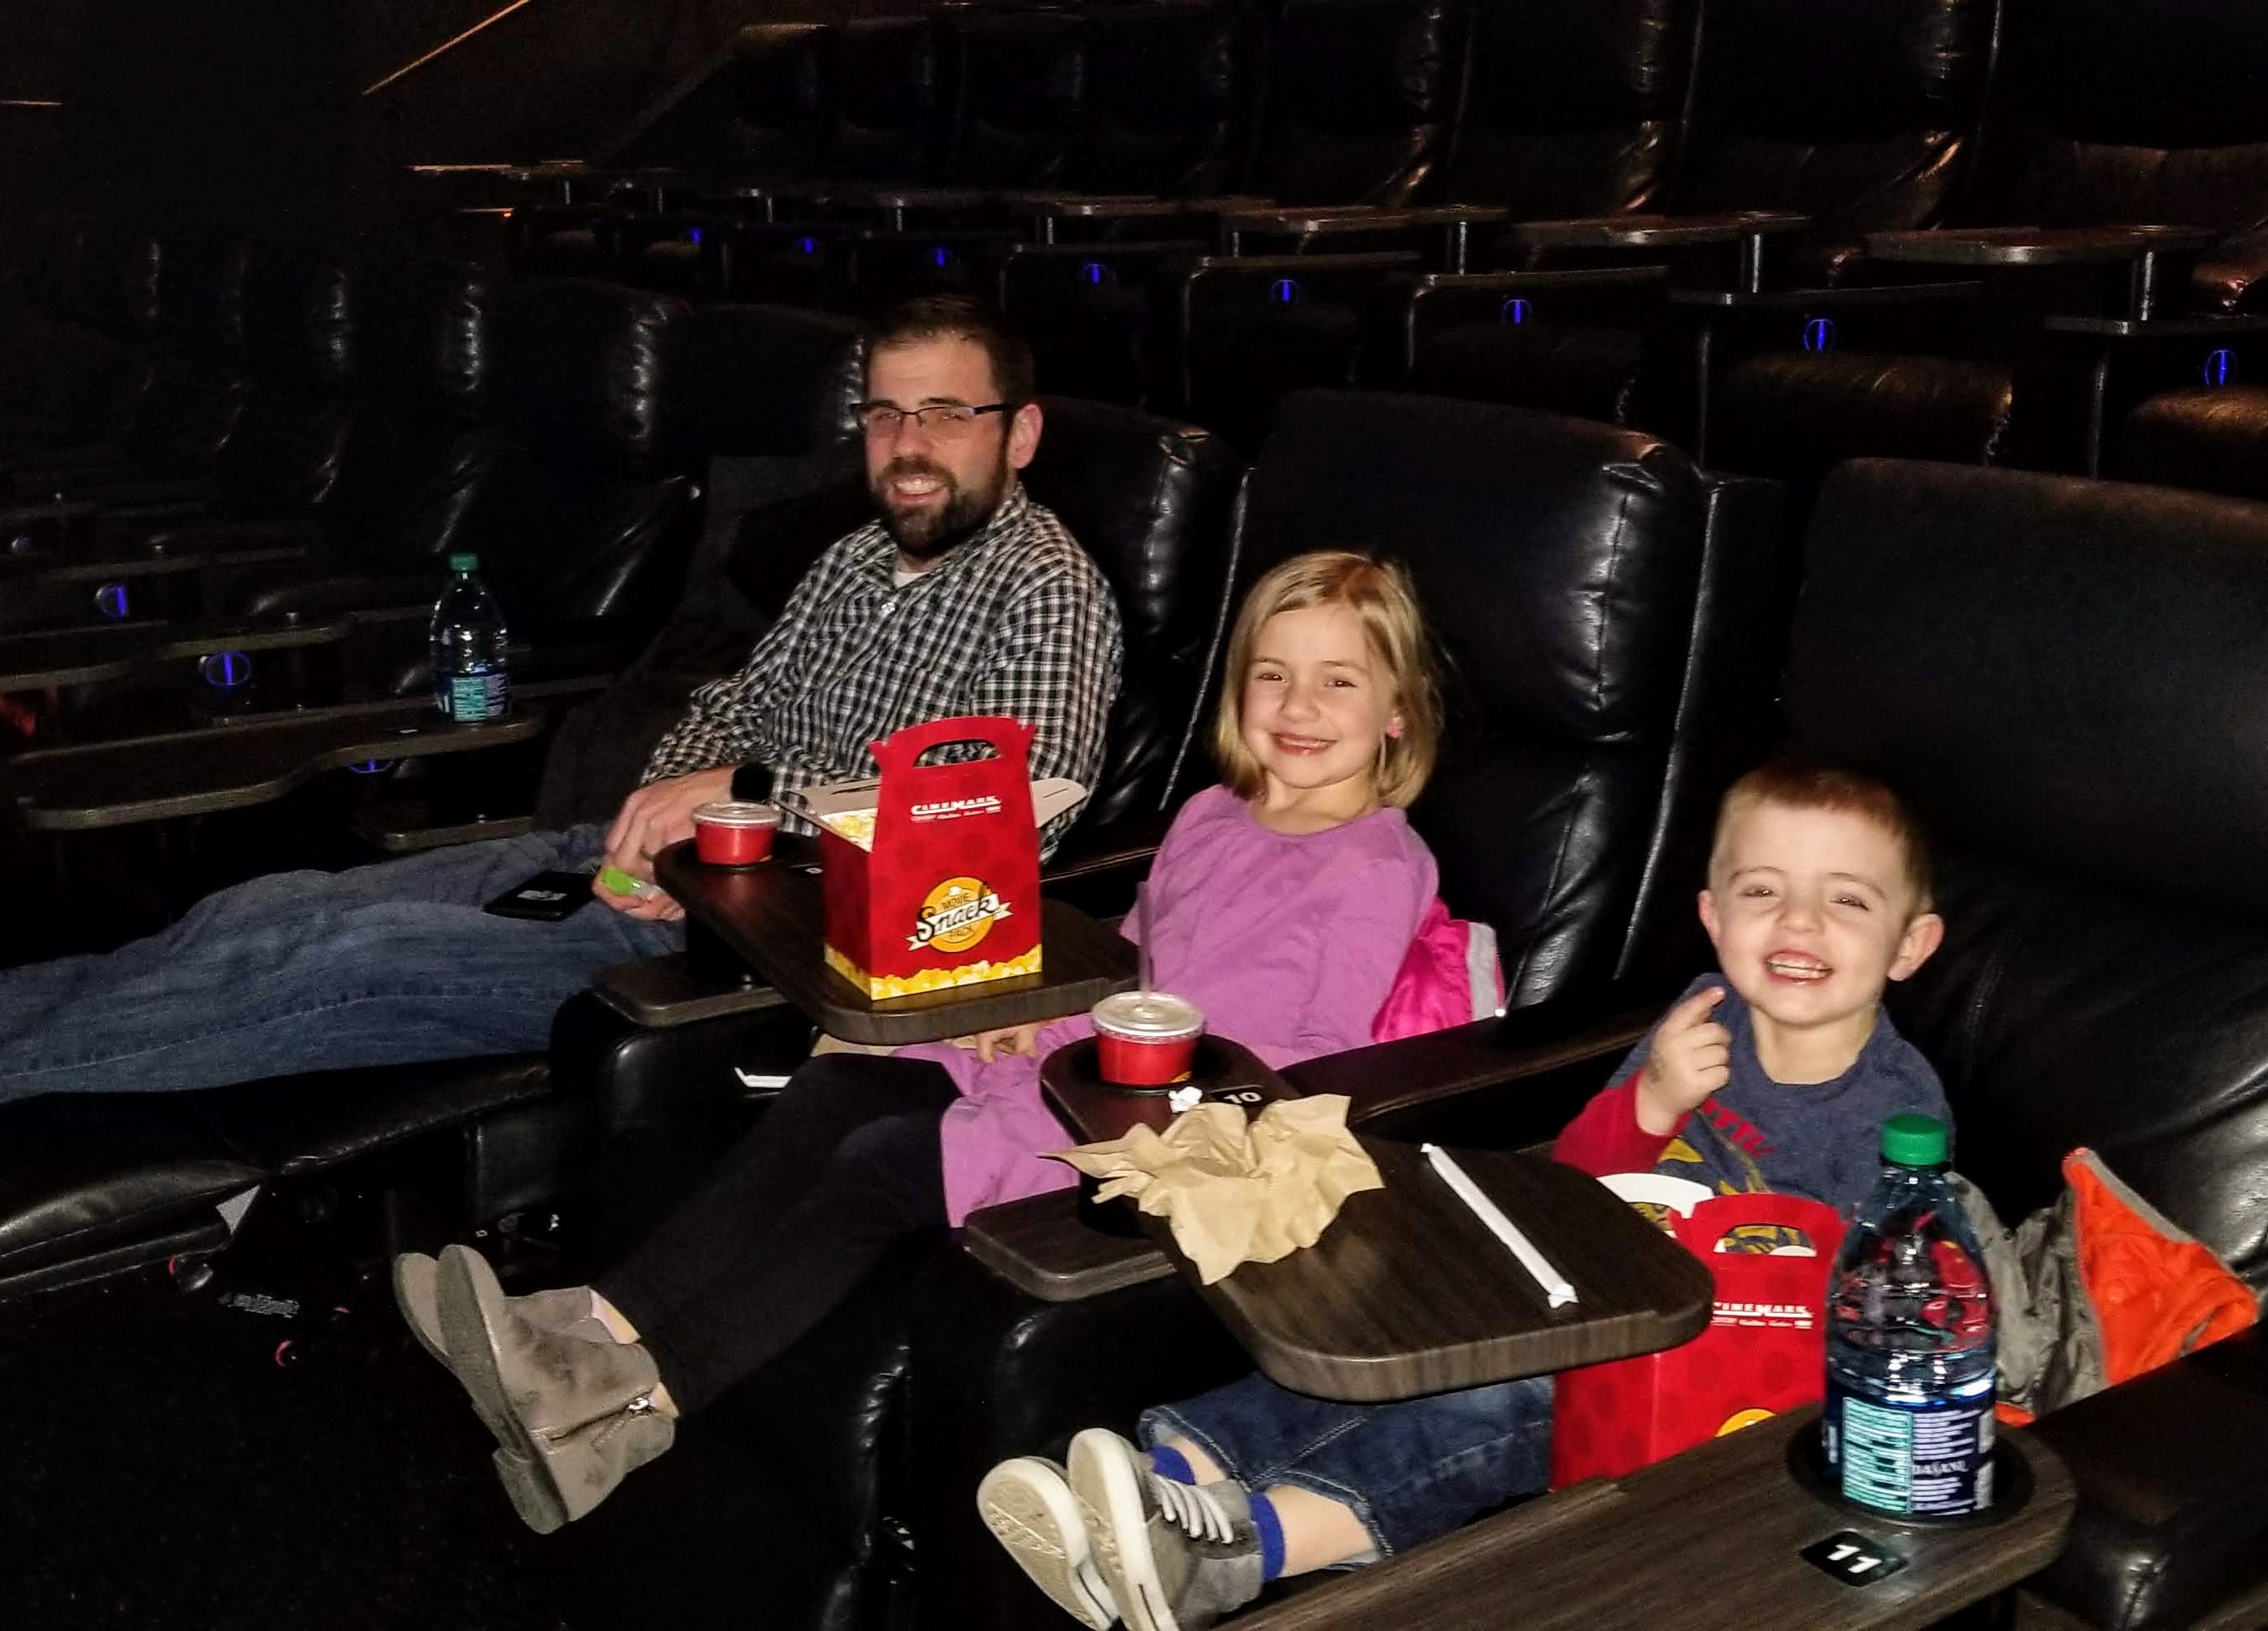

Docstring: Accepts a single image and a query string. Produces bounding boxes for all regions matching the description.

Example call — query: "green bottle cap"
[447,553,479,573]
[1881,1113,1948,1167]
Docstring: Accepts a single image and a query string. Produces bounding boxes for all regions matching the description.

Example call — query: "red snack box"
[1550,1191,1845,1486]
[806,715,1083,1001]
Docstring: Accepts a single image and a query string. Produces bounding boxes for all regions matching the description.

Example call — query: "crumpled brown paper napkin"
[1053,1095,1383,1283]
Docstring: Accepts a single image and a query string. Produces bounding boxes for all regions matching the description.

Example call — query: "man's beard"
[872,454,1009,561]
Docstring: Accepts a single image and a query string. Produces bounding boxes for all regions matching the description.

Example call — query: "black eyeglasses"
[856,401,1010,440]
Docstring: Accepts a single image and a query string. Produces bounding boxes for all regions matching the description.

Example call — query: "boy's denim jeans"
[1140,1369,1555,1560]
[0,825,680,1101]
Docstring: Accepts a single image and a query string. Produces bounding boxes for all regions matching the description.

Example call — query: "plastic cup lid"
[692,800,781,827]
[1092,990,1203,1039]
[1880,1113,1948,1167]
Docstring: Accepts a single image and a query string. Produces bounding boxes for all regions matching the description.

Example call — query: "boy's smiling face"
[1699,799,1943,1058]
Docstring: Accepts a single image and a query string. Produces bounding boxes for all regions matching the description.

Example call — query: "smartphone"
[484,869,598,921]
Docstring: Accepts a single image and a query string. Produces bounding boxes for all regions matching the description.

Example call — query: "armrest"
[2197,226,2268,315]
[1500,211,1810,252]
[1863,225,2218,268]
[1667,278,1983,313]
[1218,206,1512,272]
[0,502,98,556]
[2019,1324,2268,1628]
[138,517,325,554]
[1279,995,1655,1135]
[237,565,444,621]
[1012,194,1268,223]
[589,952,791,1029]
[1177,250,1425,301]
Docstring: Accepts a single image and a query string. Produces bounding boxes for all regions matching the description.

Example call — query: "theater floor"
[1,1267,566,1629]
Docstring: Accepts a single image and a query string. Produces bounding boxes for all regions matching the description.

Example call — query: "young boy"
[977,762,1952,1631]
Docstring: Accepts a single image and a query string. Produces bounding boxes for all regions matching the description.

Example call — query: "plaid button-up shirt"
[642,486,1123,855]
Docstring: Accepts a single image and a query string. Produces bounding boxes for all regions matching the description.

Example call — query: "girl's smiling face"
[1238,604,1400,820]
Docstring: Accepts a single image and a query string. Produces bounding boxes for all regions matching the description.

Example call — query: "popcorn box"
[1550,1192,1845,1487]
[801,715,1085,1001]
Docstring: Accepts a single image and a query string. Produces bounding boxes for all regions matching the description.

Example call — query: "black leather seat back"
[722,22,834,181]
[1233,390,1720,1003]
[72,220,163,343]
[1958,0,2268,236]
[1665,0,1993,235]
[458,278,696,630]
[3,219,159,448]
[1783,459,2268,1277]
[826,16,953,187]
[1443,0,1690,215]
[603,22,835,182]
[1244,0,1458,207]
[322,258,505,560]
[949,9,1090,191]
[666,302,866,621]
[1019,398,1244,828]
[1081,0,1256,197]
[119,232,253,476]
[217,247,360,513]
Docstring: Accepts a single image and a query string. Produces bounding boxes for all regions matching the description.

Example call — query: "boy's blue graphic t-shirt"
[1605,974,1951,1221]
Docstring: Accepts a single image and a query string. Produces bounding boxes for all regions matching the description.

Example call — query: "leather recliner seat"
[1712,0,2268,483]
[234,277,699,692]
[8,231,255,503]
[1185,0,1998,455]
[543,391,1249,1630]
[1006,0,1457,422]
[0,216,163,463]
[1774,458,2268,1629]
[0,299,861,1302]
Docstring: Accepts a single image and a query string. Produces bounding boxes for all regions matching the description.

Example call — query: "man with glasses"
[0,296,1123,1100]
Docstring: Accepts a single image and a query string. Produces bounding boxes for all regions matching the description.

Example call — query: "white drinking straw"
[1422,1143,1579,1307]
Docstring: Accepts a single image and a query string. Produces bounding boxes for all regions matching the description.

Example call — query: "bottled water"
[1822,1113,1997,1518]
[429,553,510,723]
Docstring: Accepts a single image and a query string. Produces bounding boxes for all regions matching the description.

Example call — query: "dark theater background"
[2,1,2268,1628]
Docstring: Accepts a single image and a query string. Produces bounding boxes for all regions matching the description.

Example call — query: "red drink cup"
[1092,991,1204,1087]
[692,800,781,865]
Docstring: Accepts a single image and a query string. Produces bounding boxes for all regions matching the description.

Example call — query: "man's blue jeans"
[1140,1371,1555,1560]
[0,825,680,1101]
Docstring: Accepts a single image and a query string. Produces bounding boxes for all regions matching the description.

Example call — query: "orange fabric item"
[2067,1149,2257,1387]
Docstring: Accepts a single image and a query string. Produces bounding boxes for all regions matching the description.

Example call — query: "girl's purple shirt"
[905,784,1437,1223]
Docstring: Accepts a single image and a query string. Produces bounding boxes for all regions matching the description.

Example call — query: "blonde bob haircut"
[1211,549,1442,809]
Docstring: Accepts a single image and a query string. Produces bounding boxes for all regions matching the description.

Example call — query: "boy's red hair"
[1711,762,1934,910]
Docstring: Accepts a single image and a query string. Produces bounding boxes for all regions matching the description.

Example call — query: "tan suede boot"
[489,1409,677,1534]
[434,1243,672,1530]
[390,1252,608,1368]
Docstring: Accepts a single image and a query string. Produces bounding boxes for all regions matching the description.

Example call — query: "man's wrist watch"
[730,763,776,805]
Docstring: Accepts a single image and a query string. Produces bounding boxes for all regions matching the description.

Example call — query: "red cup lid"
[692,800,781,828]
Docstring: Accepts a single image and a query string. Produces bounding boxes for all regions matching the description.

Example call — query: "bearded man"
[0,296,1123,1099]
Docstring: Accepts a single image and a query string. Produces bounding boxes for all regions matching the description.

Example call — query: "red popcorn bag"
[803,715,1083,1000]
[1550,1188,1846,1487]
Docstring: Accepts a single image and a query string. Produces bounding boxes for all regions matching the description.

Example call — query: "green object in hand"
[597,865,648,896]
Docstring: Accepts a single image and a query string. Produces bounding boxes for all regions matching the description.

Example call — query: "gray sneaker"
[1068,1430,1264,1631]
[978,1455,1121,1629]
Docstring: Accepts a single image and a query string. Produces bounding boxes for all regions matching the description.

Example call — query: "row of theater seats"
[4,240,2267,1625]
[0,216,876,763]
[479,0,2268,508]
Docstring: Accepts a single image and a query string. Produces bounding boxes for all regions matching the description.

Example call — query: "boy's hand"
[1635,985,1730,1135]
[973,1023,1044,1063]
